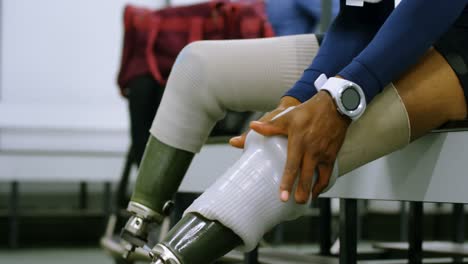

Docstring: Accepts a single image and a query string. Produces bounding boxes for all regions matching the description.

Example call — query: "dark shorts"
[434,9,468,104]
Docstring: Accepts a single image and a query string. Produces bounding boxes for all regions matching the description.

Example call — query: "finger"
[258,111,279,122]
[294,153,317,204]
[250,119,288,137]
[312,164,333,200]
[229,132,247,149]
[279,136,304,202]
[230,110,281,149]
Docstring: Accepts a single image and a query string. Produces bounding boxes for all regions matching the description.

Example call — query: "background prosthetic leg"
[121,136,194,257]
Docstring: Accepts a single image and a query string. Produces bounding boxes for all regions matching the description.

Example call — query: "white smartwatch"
[314,74,367,121]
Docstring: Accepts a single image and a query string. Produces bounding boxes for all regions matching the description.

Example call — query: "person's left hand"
[250,90,351,203]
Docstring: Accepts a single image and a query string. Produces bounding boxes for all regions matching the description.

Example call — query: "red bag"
[117,1,274,96]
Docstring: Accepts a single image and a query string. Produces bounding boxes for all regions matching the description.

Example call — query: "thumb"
[250,118,287,137]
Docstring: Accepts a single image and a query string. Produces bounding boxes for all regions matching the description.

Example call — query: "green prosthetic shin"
[121,135,194,257]
[150,213,242,264]
[131,136,194,213]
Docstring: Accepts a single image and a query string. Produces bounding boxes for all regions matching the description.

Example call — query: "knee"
[171,41,211,86]
[151,40,228,152]
[167,41,225,117]
[168,42,209,96]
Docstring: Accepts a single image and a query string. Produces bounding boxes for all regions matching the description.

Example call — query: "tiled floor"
[0,246,331,264]
[0,248,115,264]
[0,246,464,264]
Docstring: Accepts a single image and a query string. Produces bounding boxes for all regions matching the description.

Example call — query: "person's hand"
[250,91,352,203]
[229,96,301,149]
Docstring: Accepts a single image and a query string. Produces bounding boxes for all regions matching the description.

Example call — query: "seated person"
[121,1,468,263]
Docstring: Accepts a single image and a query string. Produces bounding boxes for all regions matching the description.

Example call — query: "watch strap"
[314,73,367,121]
[314,73,328,92]
[315,74,352,100]
[319,77,351,99]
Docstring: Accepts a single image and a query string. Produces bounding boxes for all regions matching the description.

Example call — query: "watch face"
[341,86,361,111]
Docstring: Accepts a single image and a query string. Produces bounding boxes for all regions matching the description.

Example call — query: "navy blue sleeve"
[338,0,468,103]
[285,0,393,102]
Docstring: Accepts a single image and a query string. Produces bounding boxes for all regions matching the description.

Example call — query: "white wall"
[1,0,163,126]
[0,0,203,152]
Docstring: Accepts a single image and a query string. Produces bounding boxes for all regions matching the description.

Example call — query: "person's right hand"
[229,96,301,149]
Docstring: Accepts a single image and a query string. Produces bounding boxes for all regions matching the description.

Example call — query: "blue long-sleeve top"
[285,0,468,104]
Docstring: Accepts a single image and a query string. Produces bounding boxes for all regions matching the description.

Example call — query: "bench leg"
[408,202,423,264]
[452,203,464,264]
[319,198,332,256]
[9,181,19,249]
[434,203,444,240]
[400,201,409,241]
[340,199,357,264]
[244,245,259,264]
[103,181,112,230]
[273,223,285,244]
[79,181,88,210]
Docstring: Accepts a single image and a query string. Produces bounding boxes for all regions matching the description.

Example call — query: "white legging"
[152,34,318,152]
[151,34,411,251]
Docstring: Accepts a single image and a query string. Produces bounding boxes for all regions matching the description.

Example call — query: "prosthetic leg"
[149,126,308,264]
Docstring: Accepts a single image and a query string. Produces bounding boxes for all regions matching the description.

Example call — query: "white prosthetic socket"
[185,84,410,251]
[185,128,338,251]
